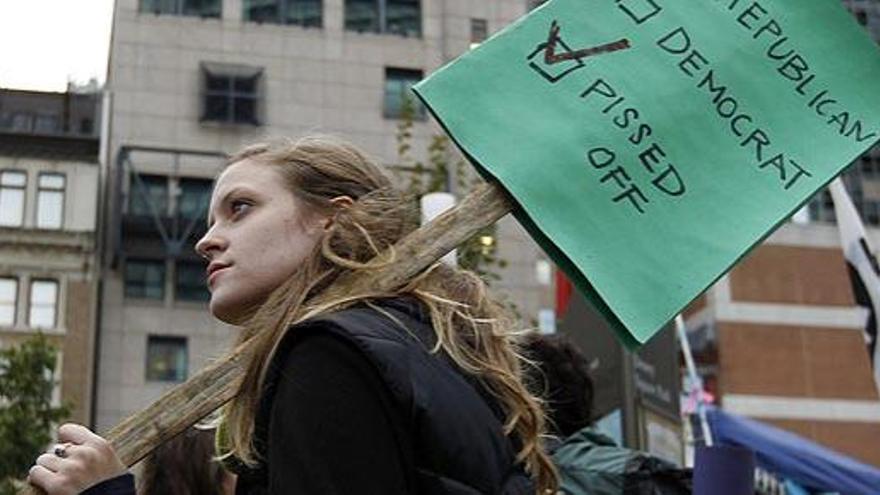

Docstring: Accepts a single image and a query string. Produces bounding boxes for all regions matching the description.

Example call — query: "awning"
[707,407,880,495]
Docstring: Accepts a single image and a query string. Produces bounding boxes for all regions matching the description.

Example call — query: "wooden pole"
[21,182,513,495]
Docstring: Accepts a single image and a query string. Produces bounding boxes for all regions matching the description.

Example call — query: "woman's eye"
[230,200,252,216]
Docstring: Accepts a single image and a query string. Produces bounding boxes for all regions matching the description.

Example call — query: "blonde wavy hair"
[217,135,558,493]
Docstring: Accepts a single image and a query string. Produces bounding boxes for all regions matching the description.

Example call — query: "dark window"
[384,68,425,119]
[345,0,421,37]
[244,0,322,27]
[201,63,263,126]
[528,0,548,11]
[471,18,488,45]
[80,118,94,135]
[175,261,209,302]
[146,335,188,382]
[34,114,60,134]
[10,112,33,132]
[177,177,213,221]
[139,0,221,18]
[129,174,169,216]
[807,153,880,227]
[125,259,166,300]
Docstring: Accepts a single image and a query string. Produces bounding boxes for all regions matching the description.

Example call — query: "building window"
[139,0,221,18]
[470,18,488,46]
[177,178,213,221]
[34,114,60,134]
[528,0,548,11]
[0,170,26,227]
[129,174,169,217]
[244,0,322,27]
[10,112,33,132]
[125,259,166,300]
[36,173,65,229]
[29,280,58,329]
[201,63,263,126]
[0,278,17,326]
[384,68,425,119]
[146,335,188,382]
[176,261,209,302]
[345,0,421,37]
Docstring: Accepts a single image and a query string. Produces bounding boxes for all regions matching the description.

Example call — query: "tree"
[0,334,70,495]
[394,95,508,282]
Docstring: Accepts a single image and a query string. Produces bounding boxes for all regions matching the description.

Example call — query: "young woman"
[27,135,558,494]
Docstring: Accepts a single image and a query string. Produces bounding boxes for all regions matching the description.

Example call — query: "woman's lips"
[208,267,229,286]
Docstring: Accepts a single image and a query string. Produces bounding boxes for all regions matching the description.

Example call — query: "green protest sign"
[414,0,880,348]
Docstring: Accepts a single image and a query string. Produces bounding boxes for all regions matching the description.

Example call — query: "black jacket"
[236,297,534,494]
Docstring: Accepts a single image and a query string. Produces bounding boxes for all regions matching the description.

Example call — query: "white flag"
[829,178,880,393]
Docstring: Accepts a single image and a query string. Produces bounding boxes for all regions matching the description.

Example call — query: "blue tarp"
[707,407,880,495]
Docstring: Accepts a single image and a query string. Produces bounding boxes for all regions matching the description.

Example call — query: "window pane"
[204,94,231,122]
[146,336,188,382]
[0,188,24,227]
[140,0,179,14]
[176,261,209,302]
[182,0,221,17]
[0,278,17,326]
[234,97,257,124]
[244,0,280,22]
[37,190,64,229]
[29,280,58,328]
[11,113,33,132]
[129,174,168,216]
[178,178,213,220]
[1,170,26,187]
[386,0,420,37]
[286,0,322,27]
[39,174,65,189]
[345,0,379,33]
[384,68,424,119]
[125,259,166,300]
[34,115,60,134]
[206,73,231,92]
[234,75,258,94]
[471,18,487,44]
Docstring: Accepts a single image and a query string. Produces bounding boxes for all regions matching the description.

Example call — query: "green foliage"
[0,334,71,494]
[394,95,508,282]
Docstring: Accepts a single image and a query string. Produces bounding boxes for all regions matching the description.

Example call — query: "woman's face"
[196,158,326,324]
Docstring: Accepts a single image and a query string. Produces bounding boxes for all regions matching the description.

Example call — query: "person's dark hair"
[139,427,229,495]
[524,334,594,438]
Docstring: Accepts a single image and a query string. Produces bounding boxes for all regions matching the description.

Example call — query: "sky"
[0,0,115,91]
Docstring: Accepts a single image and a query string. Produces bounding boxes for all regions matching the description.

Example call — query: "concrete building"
[98,0,556,431]
[0,88,102,424]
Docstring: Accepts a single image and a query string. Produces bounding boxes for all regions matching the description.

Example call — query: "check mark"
[543,20,631,65]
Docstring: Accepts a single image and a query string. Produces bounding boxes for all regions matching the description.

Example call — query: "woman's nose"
[195,228,226,260]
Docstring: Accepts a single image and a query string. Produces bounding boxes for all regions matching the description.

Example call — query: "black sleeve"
[79,473,135,495]
[267,332,411,495]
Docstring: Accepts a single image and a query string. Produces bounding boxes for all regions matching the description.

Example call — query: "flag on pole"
[828,177,880,392]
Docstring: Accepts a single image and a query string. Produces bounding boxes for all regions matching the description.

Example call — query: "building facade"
[0,88,102,424]
[98,0,556,431]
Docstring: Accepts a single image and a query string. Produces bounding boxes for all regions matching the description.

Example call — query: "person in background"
[138,427,235,495]
[524,334,692,495]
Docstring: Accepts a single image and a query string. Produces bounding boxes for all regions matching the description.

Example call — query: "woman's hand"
[27,423,127,495]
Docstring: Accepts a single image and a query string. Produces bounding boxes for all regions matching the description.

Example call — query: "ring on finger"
[52,443,72,458]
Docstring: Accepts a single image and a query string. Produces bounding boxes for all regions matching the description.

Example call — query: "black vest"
[241,298,535,494]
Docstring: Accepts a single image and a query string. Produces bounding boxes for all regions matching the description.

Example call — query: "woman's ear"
[324,195,355,230]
